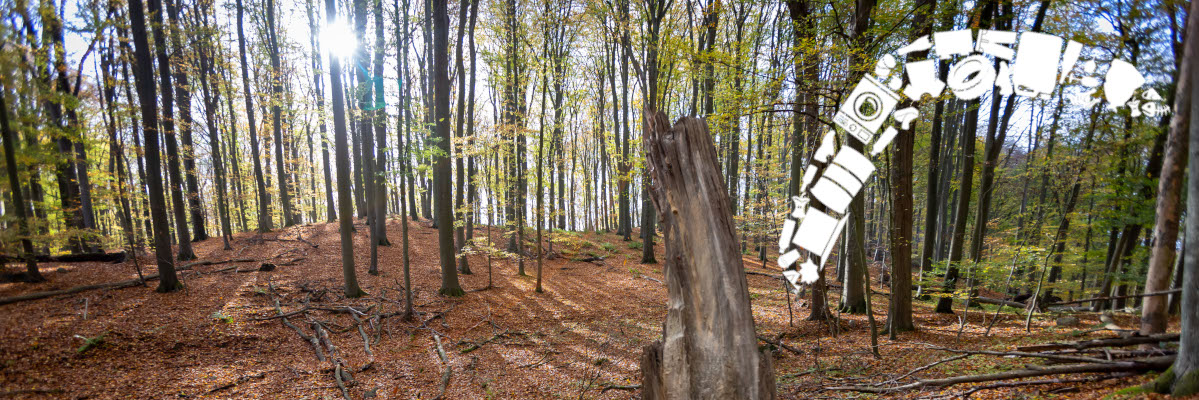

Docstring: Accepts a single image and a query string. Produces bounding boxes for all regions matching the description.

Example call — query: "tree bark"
[640,110,774,400]
[236,0,274,232]
[0,91,42,282]
[1142,0,1194,337]
[1157,0,1199,393]
[128,0,180,292]
[156,0,196,261]
[325,0,365,298]
[433,0,463,296]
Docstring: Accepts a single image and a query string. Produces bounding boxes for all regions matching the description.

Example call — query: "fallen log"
[1,252,126,264]
[972,296,1027,309]
[1046,289,1182,307]
[827,355,1174,393]
[1015,333,1180,352]
[0,257,265,306]
[0,276,152,306]
[954,373,1128,398]
[924,345,1111,364]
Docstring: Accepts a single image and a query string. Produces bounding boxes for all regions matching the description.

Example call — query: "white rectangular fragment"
[832,147,876,182]
[822,164,863,194]
[778,219,797,253]
[778,249,801,270]
[810,179,853,214]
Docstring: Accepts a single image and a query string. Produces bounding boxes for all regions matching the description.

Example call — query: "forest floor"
[0,219,1186,399]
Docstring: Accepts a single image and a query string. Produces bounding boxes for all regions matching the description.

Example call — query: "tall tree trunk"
[266,0,296,227]
[196,5,233,250]
[1143,0,1194,336]
[396,0,415,320]
[935,0,996,314]
[156,0,196,261]
[886,0,935,334]
[236,0,274,232]
[324,0,365,298]
[307,0,337,223]
[41,0,86,253]
[454,0,472,274]
[372,0,391,247]
[1,90,42,282]
[1156,3,1199,388]
[164,0,207,243]
[433,0,464,296]
[839,0,878,315]
[128,0,180,292]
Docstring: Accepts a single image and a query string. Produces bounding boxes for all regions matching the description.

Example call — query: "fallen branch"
[350,313,373,357]
[1,252,125,264]
[954,373,1128,399]
[268,285,324,362]
[758,335,803,355]
[207,372,265,393]
[0,257,278,306]
[1015,333,1180,352]
[599,383,641,392]
[1046,289,1181,307]
[0,276,150,306]
[460,330,511,354]
[884,354,971,384]
[827,356,1174,393]
[432,332,452,400]
[180,258,258,269]
[923,345,1111,364]
[971,296,1027,309]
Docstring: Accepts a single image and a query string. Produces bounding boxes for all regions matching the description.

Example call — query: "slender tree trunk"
[325,0,366,298]
[454,0,472,274]
[236,0,273,232]
[1,90,42,282]
[1157,2,1199,387]
[196,6,233,250]
[265,0,296,227]
[156,0,196,261]
[128,0,180,292]
[433,0,463,296]
[1142,0,1194,336]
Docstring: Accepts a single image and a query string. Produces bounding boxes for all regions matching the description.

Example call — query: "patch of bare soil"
[0,220,1185,399]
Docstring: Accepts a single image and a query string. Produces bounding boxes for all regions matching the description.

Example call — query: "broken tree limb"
[432,332,452,400]
[0,252,126,264]
[884,354,972,384]
[972,296,1027,309]
[0,257,270,306]
[207,372,265,393]
[827,355,1174,393]
[758,336,803,355]
[460,330,511,354]
[350,313,372,357]
[954,373,1129,398]
[640,110,775,399]
[1015,333,1180,352]
[0,277,148,306]
[922,345,1112,364]
[1045,289,1182,307]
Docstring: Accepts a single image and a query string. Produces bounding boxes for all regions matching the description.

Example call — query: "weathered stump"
[639,110,776,400]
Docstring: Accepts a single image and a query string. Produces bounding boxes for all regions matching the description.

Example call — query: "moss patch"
[1173,367,1199,397]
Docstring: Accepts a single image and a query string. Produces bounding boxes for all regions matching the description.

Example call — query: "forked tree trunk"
[640,110,775,400]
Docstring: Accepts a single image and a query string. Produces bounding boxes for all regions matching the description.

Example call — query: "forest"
[1,0,1198,397]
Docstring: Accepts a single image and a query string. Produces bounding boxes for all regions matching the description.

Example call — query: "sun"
[321,18,356,60]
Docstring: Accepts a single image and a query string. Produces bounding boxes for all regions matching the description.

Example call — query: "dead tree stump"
[640,109,776,400]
